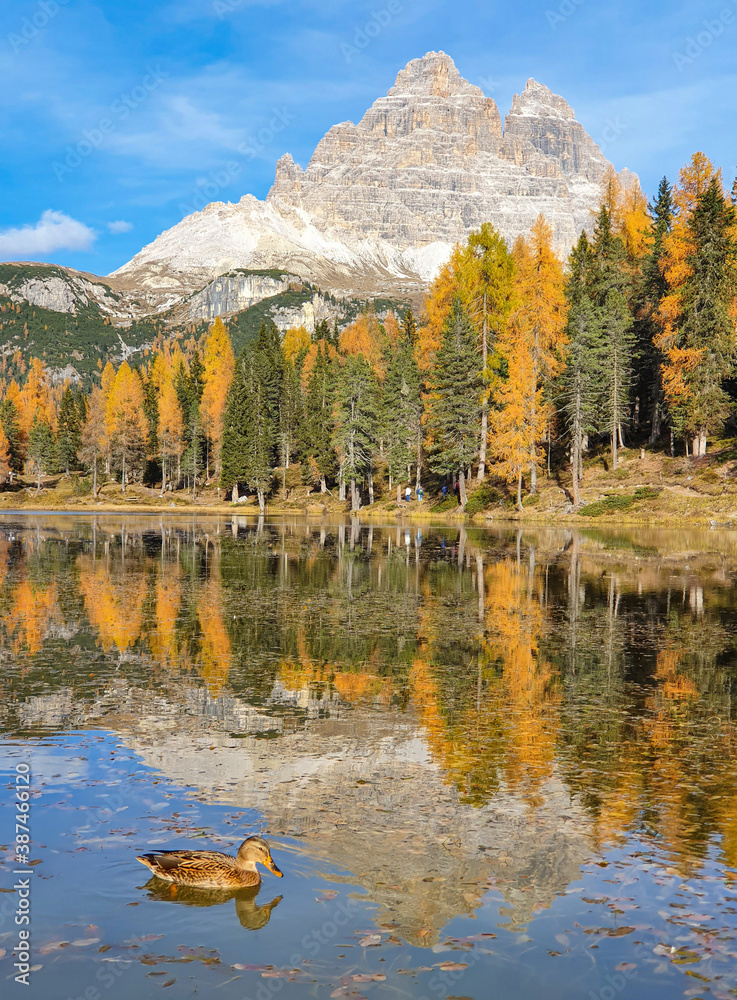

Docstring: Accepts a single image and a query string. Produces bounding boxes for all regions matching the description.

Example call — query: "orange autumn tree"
[78,385,108,496]
[17,358,54,449]
[418,244,463,371]
[491,216,567,506]
[157,372,184,493]
[105,362,148,492]
[0,424,10,484]
[338,309,385,374]
[200,317,235,480]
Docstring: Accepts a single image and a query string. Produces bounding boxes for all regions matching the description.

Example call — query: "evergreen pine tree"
[181,401,203,499]
[333,354,379,511]
[303,344,336,492]
[56,385,82,475]
[279,359,302,469]
[665,179,737,455]
[426,298,482,507]
[189,348,205,403]
[557,233,604,505]
[220,353,250,501]
[589,207,635,470]
[382,318,422,500]
[28,416,56,491]
[0,399,23,475]
[642,177,675,442]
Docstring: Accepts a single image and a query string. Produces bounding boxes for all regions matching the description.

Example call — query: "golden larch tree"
[158,376,184,492]
[492,217,567,504]
[105,362,148,492]
[200,317,235,480]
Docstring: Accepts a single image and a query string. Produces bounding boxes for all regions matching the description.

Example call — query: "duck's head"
[236,836,283,877]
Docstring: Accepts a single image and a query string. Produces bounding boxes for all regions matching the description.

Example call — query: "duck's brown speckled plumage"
[136,835,283,889]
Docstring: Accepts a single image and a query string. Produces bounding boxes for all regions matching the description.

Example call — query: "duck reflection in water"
[141,879,283,930]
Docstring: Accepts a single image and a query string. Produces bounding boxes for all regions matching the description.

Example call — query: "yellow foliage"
[282,326,311,365]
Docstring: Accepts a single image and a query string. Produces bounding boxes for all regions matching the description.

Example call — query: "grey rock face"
[0,268,123,316]
[111,51,632,308]
[186,272,294,321]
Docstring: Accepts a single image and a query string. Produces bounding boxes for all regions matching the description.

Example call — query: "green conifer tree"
[670,179,737,454]
[303,345,336,492]
[382,315,422,500]
[220,353,250,501]
[28,416,56,491]
[589,207,635,470]
[0,399,23,474]
[333,354,379,511]
[557,233,604,505]
[426,297,482,507]
[642,177,675,442]
[56,385,82,475]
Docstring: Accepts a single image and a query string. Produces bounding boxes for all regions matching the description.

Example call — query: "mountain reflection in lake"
[2,514,737,1000]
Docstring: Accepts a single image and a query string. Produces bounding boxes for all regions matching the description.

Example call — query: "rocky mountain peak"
[110,51,635,311]
[508,78,576,121]
[388,50,483,99]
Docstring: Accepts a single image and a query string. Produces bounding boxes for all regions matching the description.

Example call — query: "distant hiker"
[405,485,411,503]
[417,485,424,503]
[441,484,448,501]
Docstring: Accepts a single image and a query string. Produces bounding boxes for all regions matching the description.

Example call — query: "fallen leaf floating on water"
[232,964,274,972]
[71,938,100,947]
[317,891,339,902]
[351,974,386,982]
[39,942,68,954]
[358,934,381,947]
[162,980,175,988]
[434,962,468,971]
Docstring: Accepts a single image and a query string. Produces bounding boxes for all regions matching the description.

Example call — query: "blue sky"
[0,0,735,275]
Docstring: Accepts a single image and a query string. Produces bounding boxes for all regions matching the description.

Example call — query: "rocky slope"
[112,51,632,310]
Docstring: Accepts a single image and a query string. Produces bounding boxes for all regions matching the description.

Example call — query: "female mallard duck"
[136,836,283,889]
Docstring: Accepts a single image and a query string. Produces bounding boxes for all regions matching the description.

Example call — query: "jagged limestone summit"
[112,51,633,310]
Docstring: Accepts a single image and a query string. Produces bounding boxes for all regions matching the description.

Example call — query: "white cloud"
[0,210,96,261]
[107,219,133,233]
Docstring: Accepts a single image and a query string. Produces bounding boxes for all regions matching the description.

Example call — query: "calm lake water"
[2,514,737,1000]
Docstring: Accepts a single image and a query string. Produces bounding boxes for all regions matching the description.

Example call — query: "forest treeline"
[0,152,735,511]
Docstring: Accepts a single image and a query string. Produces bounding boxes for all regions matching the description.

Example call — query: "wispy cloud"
[0,210,96,261]
[107,219,133,233]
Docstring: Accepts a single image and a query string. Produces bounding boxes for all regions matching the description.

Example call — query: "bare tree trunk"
[320,475,327,494]
[257,488,265,514]
[611,356,619,472]
[368,472,374,505]
[232,483,238,502]
[458,469,468,508]
[92,458,98,498]
[396,483,401,505]
[530,463,537,495]
[350,478,360,512]
[478,292,488,481]
[516,469,523,511]
[650,368,663,444]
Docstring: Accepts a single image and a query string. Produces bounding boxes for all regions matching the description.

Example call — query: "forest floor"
[2,438,737,526]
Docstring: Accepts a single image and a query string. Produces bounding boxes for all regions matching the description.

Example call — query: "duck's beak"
[265,856,283,878]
